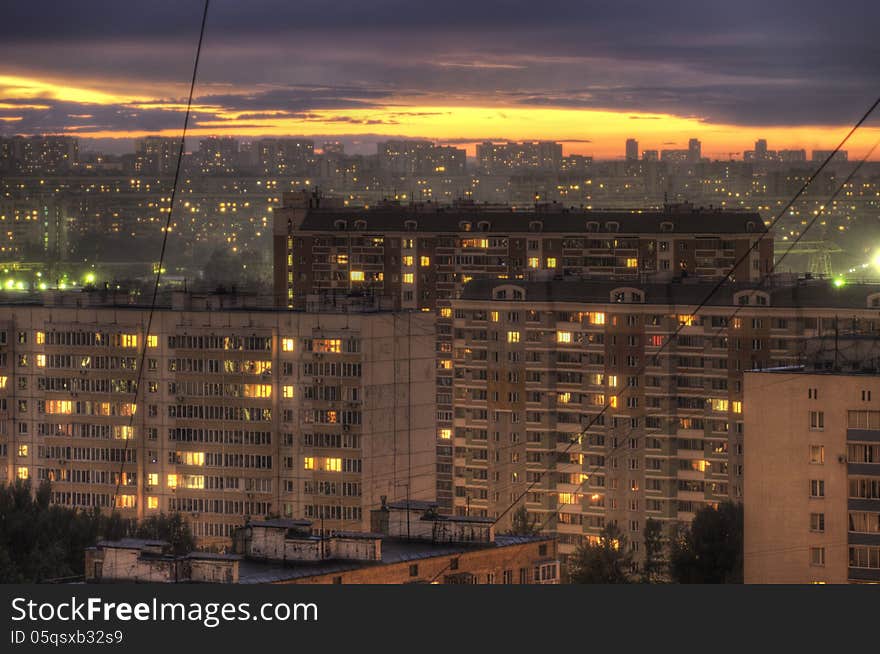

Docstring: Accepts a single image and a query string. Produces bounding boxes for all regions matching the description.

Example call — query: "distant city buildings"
[476,141,563,174]
[626,138,639,161]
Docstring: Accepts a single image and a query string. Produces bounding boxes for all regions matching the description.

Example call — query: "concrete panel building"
[745,365,880,583]
[0,290,436,547]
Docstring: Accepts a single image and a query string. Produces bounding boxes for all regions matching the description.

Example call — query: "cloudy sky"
[1,0,879,157]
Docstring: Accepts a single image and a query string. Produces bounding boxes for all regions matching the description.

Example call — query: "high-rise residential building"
[134,137,177,175]
[0,135,78,175]
[273,191,773,511]
[198,137,240,175]
[642,150,659,162]
[625,139,639,161]
[255,139,315,176]
[744,359,880,583]
[476,142,563,174]
[812,150,849,163]
[0,291,436,548]
[449,277,880,564]
[688,138,702,163]
[377,141,466,177]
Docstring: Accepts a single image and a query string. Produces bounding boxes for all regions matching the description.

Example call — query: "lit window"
[557,331,572,343]
[528,257,540,269]
[313,339,341,353]
[35,331,45,344]
[282,385,294,398]
[438,359,452,370]
[147,473,159,486]
[147,335,158,348]
[439,307,452,318]
[402,255,414,266]
[244,384,272,398]
[810,445,825,464]
[35,354,45,368]
[114,426,134,440]
[558,392,571,404]
[17,444,28,457]
[711,398,729,412]
[420,256,430,267]
[147,497,159,510]
[678,315,696,326]
[167,474,178,489]
[350,270,365,281]
[304,457,315,470]
[16,467,28,480]
[546,257,557,269]
[732,401,743,414]
[282,338,295,352]
[0,376,6,389]
[490,311,499,322]
[609,396,618,408]
[507,331,520,343]
[588,312,605,325]
[626,258,638,268]
[403,273,414,284]
[608,375,618,387]
[336,253,348,264]
[121,334,138,348]
[116,495,136,509]
[46,400,73,414]
[558,492,580,505]
[439,428,452,440]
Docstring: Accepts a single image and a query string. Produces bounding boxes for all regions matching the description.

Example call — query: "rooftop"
[459,276,880,309]
[236,534,552,584]
[295,206,765,235]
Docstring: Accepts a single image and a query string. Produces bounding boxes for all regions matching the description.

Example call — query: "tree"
[134,513,195,556]
[507,506,541,536]
[669,501,743,583]
[568,523,632,584]
[642,517,665,583]
[0,479,194,582]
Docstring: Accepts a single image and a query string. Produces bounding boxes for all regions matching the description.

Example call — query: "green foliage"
[642,517,665,583]
[0,479,194,583]
[669,501,744,584]
[507,506,541,536]
[568,523,633,584]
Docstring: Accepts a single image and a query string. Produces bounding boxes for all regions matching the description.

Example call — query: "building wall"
[449,282,880,564]
[278,538,558,584]
[0,296,436,547]
[744,372,880,583]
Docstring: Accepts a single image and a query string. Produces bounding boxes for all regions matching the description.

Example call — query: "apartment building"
[273,190,772,511]
[449,276,880,562]
[744,363,880,583]
[0,290,436,547]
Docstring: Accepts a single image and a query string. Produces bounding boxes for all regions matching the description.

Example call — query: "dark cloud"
[1,0,878,133]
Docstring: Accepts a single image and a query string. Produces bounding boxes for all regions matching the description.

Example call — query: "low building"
[86,500,559,584]
[744,355,880,583]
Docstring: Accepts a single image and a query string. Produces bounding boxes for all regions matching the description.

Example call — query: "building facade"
[0,291,436,547]
[744,366,880,583]
[273,191,773,511]
[449,277,880,563]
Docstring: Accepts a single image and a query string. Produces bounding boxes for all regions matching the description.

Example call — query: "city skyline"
[2,1,880,159]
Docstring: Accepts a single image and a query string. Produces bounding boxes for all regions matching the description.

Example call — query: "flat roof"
[458,277,880,309]
[297,208,765,235]
[237,535,552,584]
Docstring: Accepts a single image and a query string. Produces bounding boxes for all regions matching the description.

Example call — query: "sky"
[1,0,879,158]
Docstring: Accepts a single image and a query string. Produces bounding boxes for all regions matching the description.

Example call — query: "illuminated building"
[0,290,436,547]
[450,277,880,565]
[273,190,773,512]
